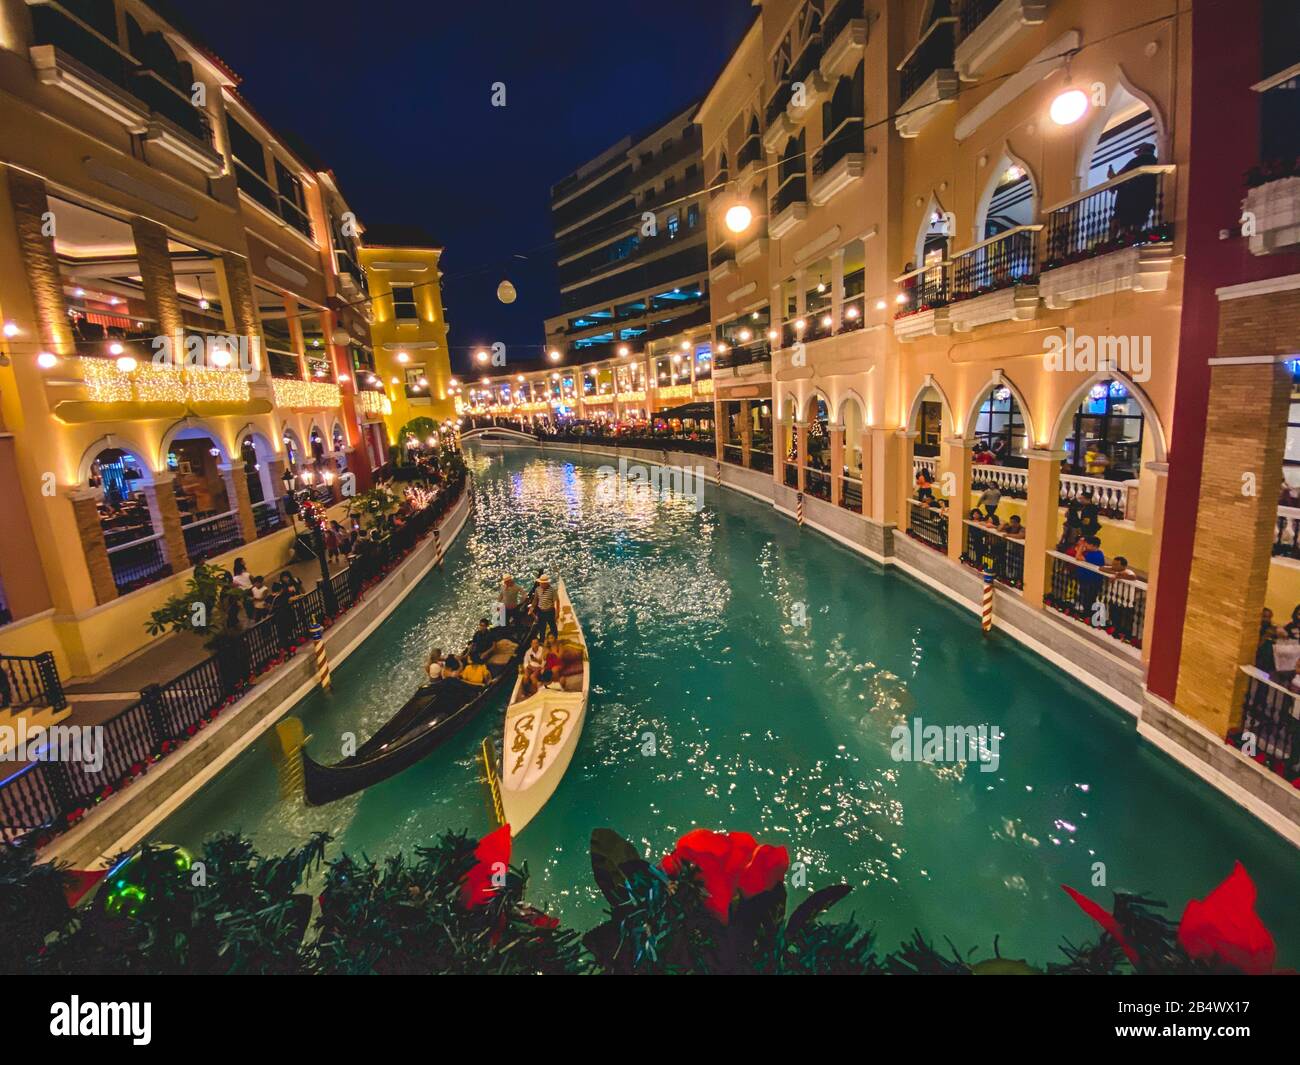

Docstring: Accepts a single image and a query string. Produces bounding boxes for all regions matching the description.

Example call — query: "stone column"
[857,429,872,516]
[740,399,753,467]
[7,169,75,357]
[215,252,262,380]
[1022,449,1065,607]
[67,488,117,605]
[219,462,257,544]
[829,423,845,506]
[941,435,971,563]
[1173,359,1290,735]
[145,473,190,576]
[131,217,184,347]
[1139,461,1169,667]
[888,429,914,530]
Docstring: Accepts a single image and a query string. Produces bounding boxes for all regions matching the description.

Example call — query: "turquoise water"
[158,448,1300,964]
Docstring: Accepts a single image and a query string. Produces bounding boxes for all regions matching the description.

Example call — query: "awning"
[656,402,714,421]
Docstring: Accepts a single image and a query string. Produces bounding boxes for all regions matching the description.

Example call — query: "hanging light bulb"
[1049,88,1089,126]
[37,352,58,369]
[2,321,19,337]
[497,279,517,304]
[724,203,753,234]
[396,351,410,363]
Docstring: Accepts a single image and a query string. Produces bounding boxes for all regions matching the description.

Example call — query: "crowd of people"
[1255,606,1300,690]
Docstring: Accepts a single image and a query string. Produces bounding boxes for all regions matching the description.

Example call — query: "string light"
[270,378,342,409]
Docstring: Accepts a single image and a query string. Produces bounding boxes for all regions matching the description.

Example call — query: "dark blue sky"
[181,0,754,373]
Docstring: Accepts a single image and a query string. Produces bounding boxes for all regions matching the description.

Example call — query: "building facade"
[0,0,449,694]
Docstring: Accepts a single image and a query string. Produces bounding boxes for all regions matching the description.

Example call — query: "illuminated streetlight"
[1049,88,1089,126]
[36,352,57,369]
[475,350,489,364]
[724,203,753,234]
[2,321,18,338]
[794,319,806,332]
[895,293,908,305]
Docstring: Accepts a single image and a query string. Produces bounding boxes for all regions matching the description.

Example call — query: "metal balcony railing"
[0,651,69,714]
[106,532,172,595]
[894,262,950,316]
[898,18,956,101]
[812,116,864,178]
[1042,166,1175,269]
[950,225,1041,300]
[962,523,1026,589]
[1044,552,1147,648]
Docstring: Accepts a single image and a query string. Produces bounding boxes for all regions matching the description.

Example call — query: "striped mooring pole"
[310,615,333,692]
[715,460,721,485]
[980,569,994,634]
[433,527,442,568]
[796,492,805,527]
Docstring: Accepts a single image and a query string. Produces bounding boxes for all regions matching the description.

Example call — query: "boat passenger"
[442,653,462,680]
[469,618,494,659]
[522,637,544,680]
[461,654,490,687]
[426,648,445,682]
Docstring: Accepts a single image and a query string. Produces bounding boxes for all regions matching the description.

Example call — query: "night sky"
[177,0,755,374]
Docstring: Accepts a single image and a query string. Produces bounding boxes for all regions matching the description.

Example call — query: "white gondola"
[498,579,589,834]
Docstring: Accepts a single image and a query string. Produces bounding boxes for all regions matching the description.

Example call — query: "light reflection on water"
[158,447,1300,963]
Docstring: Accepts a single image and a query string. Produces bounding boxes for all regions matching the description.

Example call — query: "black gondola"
[301,616,536,806]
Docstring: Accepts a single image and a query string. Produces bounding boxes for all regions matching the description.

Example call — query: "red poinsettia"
[1177,862,1276,975]
[1062,885,1140,964]
[661,829,790,924]
[460,823,511,909]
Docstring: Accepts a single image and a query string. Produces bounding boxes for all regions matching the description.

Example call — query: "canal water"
[158,447,1300,964]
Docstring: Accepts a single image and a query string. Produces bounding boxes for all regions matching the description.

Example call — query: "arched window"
[982,164,1034,239]
[1065,380,1145,480]
[1086,103,1158,190]
[972,385,1027,466]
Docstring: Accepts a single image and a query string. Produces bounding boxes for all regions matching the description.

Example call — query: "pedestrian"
[977,482,1001,519]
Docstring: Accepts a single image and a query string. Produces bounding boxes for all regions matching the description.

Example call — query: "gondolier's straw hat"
[538,574,551,584]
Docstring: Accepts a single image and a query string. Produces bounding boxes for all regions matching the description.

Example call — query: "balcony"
[763,87,794,152]
[810,117,866,206]
[954,0,1049,81]
[895,18,959,138]
[769,173,809,238]
[181,509,244,565]
[715,340,771,376]
[709,244,737,282]
[820,0,869,82]
[735,232,768,265]
[907,498,949,553]
[1044,551,1147,651]
[1242,170,1300,256]
[30,43,149,133]
[1040,166,1175,309]
[1236,669,1300,781]
[892,263,951,341]
[736,135,764,185]
[962,521,1025,589]
[947,225,1041,331]
[787,37,829,121]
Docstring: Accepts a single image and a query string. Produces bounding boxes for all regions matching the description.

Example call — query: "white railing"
[1059,474,1136,520]
[181,508,238,532]
[971,463,1028,496]
[912,455,938,478]
[105,531,165,556]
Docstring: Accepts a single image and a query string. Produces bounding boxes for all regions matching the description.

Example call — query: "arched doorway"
[84,443,171,593]
[804,394,831,501]
[163,425,243,563]
[965,383,1030,586]
[906,384,949,554]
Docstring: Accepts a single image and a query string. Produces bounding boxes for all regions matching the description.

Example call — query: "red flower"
[661,829,790,924]
[460,823,511,909]
[1177,862,1276,975]
[1062,885,1140,965]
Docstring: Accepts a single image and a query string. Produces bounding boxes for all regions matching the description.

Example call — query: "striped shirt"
[536,585,556,611]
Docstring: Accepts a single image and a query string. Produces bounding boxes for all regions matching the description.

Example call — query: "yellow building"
[358,230,456,444]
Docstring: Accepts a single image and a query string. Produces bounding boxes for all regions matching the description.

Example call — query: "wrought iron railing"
[824,0,865,49]
[106,533,172,595]
[784,463,799,489]
[805,467,832,501]
[907,498,948,552]
[812,116,864,178]
[950,225,1041,300]
[252,498,285,537]
[962,523,1025,589]
[840,476,863,512]
[181,510,244,564]
[1042,166,1174,269]
[1044,552,1147,648]
[899,18,956,101]
[958,0,1002,40]
[751,450,774,475]
[1237,669,1300,779]
[894,262,949,316]
[0,652,68,714]
[773,171,808,215]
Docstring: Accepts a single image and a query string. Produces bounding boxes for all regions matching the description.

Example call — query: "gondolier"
[535,574,558,639]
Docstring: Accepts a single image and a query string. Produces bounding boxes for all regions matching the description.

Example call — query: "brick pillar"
[219,462,257,544]
[714,398,726,462]
[147,473,190,576]
[1174,359,1291,735]
[941,435,971,563]
[1139,461,1169,667]
[739,400,753,467]
[7,169,74,356]
[1022,449,1065,606]
[215,252,261,375]
[829,423,845,506]
[130,217,184,344]
[67,489,117,605]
